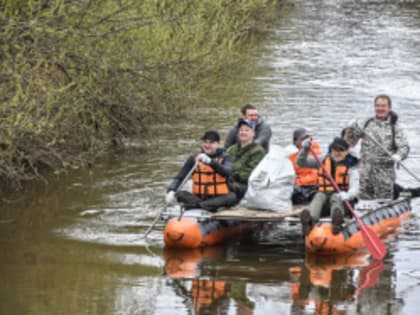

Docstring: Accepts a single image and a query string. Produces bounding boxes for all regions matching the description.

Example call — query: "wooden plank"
[211,206,305,222]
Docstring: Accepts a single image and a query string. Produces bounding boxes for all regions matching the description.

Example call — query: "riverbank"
[0,0,291,192]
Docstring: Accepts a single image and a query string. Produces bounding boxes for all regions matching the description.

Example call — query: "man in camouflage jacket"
[351,94,409,199]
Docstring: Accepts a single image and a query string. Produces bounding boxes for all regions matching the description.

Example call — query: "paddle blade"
[353,259,385,297]
[357,218,387,260]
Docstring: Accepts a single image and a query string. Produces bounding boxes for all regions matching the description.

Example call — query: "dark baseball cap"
[293,128,309,141]
[201,130,220,142]
[330,137,349,151]
[237,119,255,130]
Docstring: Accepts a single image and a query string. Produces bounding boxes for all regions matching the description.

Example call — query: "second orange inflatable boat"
[305,198,412,255]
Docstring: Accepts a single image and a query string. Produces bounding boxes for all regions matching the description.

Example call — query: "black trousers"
[291,185,318,205]
[176,191,239,212]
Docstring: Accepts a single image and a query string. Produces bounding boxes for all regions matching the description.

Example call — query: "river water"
[1,1,420,314]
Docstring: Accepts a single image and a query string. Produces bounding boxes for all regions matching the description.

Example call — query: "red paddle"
[353,259,385,297]
[309,147,387,260]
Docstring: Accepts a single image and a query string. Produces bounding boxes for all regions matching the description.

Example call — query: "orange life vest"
[289,141,322,186]
[318,156,349,192]
[192,157,229,199]
[191,279,226,313]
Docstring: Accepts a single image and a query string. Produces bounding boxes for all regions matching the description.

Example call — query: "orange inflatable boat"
[164,209,260,249]
[305,198,412,255]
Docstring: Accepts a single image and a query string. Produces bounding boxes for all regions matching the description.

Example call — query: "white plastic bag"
[241,145,295,212]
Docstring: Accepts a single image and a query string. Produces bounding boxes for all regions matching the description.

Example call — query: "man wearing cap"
[226,119,265,199]
[224,103,272,152]
[297,137,360,235]
[349,94,409,199]
[289,128,322,204]
[166,130,237,212]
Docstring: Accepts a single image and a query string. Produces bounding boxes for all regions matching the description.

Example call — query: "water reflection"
[162,245,398,315]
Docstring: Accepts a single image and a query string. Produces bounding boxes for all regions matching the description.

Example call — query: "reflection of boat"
[191,279,228,314]
[291,252,385,314]
[164,247,239,314]
[304,252,371,287]
[163,247,225,278]
[163,245,301,282]
[164,246,386,314]
[162,208,302,249]
[305,198,411,255]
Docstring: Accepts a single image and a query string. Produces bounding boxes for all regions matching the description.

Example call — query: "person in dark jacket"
[166,130,237,212]
[224,103,272,152]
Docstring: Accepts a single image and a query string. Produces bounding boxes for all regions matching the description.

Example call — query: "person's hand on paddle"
[339,191,350,201]
[197,153,211,164]
[165,190,176,204]
[302,138,312,149]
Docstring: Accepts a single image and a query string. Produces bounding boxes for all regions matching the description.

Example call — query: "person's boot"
[331,210,344,235]
[300,208,314,236]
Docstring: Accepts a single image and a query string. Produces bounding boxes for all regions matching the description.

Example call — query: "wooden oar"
[309,147,387,260]
[143,160,198,240]
[360,128,420,182]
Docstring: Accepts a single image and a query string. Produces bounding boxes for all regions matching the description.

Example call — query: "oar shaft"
[144,160,198,240]
[310,148,342,193]
[178,160,198,190]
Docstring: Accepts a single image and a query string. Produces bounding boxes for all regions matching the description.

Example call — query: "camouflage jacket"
[351,114,409,163]
[227,142,265,184]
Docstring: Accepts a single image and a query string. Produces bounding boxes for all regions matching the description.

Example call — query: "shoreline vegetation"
[0,0,287,192]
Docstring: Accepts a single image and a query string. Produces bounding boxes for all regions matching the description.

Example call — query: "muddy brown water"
[1,1,420,314]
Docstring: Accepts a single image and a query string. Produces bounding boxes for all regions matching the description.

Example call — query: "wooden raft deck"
[163,198,412,222]
[211,206,305,222]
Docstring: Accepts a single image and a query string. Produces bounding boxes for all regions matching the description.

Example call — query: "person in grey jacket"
[224,103,272,152]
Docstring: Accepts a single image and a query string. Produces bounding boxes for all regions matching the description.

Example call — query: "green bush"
[0,0,282,188]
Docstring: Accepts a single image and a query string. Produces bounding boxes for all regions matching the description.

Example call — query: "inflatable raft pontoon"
[162,207,301,249]
[305,198,411,255]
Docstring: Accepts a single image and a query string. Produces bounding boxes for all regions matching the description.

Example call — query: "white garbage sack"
[240,145,295,212]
